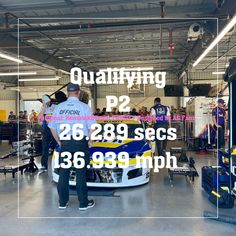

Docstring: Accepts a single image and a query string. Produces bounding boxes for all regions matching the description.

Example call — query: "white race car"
[51,119,154,187]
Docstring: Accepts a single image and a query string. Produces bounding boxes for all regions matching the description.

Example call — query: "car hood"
[90,139,151,155]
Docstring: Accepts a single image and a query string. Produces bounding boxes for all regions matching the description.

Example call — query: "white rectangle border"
[17,17,219,219]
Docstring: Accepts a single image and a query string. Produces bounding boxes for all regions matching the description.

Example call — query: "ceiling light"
[0,72,37,76]
[212,71,225,75]
[193,14,236,67]
[179,71,186,79]
[19,76,60,82]
[0,52,23,63]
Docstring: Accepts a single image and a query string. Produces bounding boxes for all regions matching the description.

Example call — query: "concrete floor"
[0,141,236,236]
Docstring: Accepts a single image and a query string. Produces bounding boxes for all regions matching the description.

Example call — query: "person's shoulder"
[212,107,217,113]
[77,100,89,108]
[221,107,226,113]
[53,101,66,111]
[57,100,68,107]
[151,104,156,109]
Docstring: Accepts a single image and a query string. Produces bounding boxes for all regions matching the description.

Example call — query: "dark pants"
[154,123,168,156]
[58,138,90,207]
[217,126,225,149]
[41,126,55,169]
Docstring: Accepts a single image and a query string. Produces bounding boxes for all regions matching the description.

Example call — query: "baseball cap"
[217,98,225,104]
[67,83,80,92]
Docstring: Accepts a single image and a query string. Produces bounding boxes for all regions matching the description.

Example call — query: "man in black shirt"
[8,111,17,123]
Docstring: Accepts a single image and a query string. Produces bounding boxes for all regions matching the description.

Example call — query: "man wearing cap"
[212,99,226,149]
[49,83,96,211]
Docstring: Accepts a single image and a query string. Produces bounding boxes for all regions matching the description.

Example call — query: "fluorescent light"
[0,72,37,76]
[99,67,154,72]
[19,76,60,82]
[193,14,236,67]
[212,71,225,75]
[0,52,23,63]
[179,71,186,79]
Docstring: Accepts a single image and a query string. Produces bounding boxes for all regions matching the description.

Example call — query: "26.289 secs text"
[59,123,176,141]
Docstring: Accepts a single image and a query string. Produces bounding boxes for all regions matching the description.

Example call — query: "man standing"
[8,111,17,123]
[130,108,139,116]
[18,111,26,122]
[49,83,95,211]
[38,95,56,171]
[212,99,226,149]
[23,110,28,120]
[150,97,171,156]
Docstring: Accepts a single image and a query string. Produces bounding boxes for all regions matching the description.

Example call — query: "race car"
[51,118,154,187]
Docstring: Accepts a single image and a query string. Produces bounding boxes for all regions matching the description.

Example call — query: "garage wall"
[0,90,17,121]
[0,100,16,121]
[23,101,42,113]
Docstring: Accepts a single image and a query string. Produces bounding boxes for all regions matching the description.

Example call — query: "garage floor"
[0,141,236,236]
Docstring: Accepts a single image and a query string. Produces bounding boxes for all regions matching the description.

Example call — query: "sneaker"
[58,202,68,210]
[79,200,95,211]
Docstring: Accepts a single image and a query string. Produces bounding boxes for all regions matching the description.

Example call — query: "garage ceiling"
[0,0,235,99]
